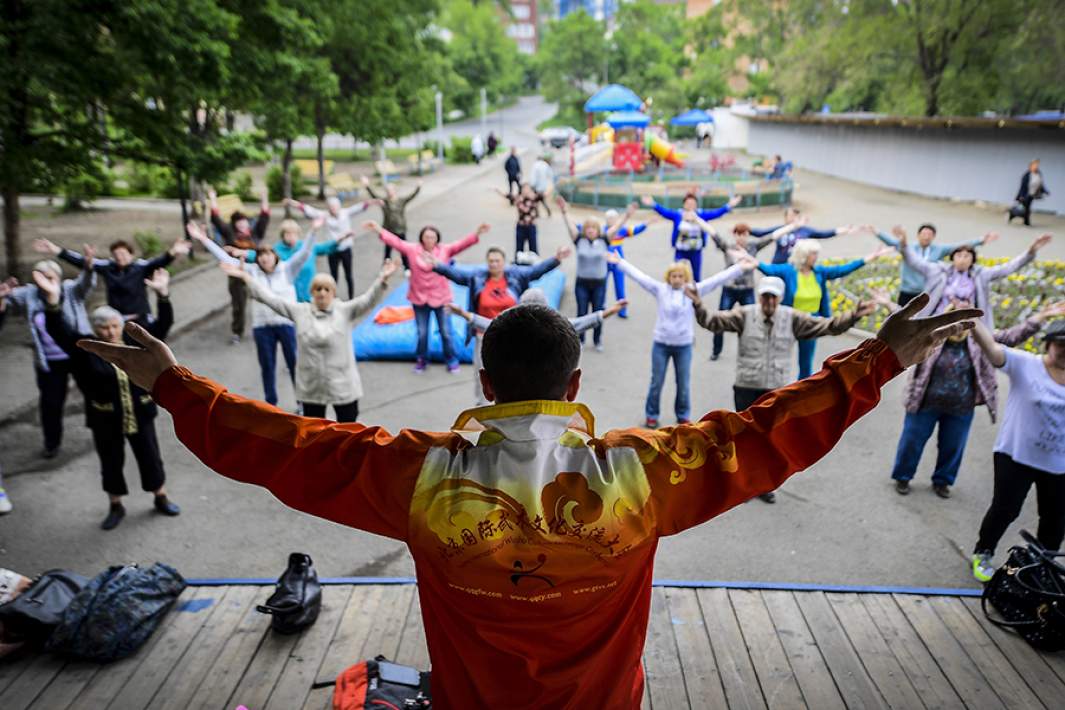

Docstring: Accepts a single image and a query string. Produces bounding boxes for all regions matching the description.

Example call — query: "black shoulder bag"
[257,553,321,634]
[982,529,1065,652]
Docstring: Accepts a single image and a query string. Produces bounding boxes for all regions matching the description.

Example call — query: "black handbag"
[256,553,321,634]
[0,569,89,645]
[982,530,1065,652]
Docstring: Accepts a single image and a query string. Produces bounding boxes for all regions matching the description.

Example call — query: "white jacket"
[248,276,387,404]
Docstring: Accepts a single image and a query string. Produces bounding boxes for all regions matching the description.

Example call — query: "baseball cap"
[757,277,785,298]
[1044,319,1065,342]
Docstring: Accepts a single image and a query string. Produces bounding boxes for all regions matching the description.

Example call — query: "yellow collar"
[451,400,596,443]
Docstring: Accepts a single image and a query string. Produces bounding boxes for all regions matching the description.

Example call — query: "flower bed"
[821,256,1065,353]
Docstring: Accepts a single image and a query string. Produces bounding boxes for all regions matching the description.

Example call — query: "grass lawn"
[289,146,421,162]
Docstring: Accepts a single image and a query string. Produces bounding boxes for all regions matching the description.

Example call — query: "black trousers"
[507,175,520,196]
[1008,196,1034,226]
[228,276,248,336]
[383,232,410,270]
[734,386,771,411]
[897,291,921,307]
[515,224,538,256]
[328,249,354,298]
[91,423,166,497]
[301,400,358,423]
[36,359,71,452]
[975,452,1065,555]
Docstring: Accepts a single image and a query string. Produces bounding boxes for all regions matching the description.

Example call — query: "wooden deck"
[2,583,1064,709]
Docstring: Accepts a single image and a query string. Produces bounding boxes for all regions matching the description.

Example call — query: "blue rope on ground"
[185,576,984,597]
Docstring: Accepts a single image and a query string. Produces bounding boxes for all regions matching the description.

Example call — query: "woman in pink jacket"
[365,220,487,373]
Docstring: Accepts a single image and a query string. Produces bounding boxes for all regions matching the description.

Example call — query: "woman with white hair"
[286,195,380,298]
[223,260,398,421]
[39,262,178,530]
[758,238,892,379]
[5,250,95,458]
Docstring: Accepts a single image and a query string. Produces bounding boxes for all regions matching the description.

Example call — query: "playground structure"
[564,85,792,210]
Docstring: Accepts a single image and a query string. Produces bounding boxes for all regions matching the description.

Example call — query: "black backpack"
[46,563,186,661]
[257,553,321,634]
[983,530,1065,652]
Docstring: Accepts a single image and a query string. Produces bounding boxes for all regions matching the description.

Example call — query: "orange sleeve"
[152,367,462,541]
[601,339,902,536]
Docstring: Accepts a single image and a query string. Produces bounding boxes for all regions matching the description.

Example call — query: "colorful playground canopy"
[670,108,713,126]
[584,84,643,113]
[606,111,650,128]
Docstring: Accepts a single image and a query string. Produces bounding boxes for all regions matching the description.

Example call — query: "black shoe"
[101,503,126,530]
[710,352,720,361]
[154,495,181,516]
[933,484,952,499]
[758,492,776,504]
[894,480,910,495]
[41,447,59,460]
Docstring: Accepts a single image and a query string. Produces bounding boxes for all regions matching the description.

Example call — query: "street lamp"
[435,91,444,162]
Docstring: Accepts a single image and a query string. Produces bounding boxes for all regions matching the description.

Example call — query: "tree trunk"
[2,184,22,280]
[315,103,326,200]
[282,138,293,218]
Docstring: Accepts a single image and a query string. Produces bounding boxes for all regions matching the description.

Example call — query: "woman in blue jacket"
[640,193,740,281]
[759,240,893,379]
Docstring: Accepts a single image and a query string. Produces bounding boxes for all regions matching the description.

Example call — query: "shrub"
[421,139,445,158]
[133,230,164,257]
[127,163,170,196]
[61,167,114,211]
[230,171,256,202]
[448,136,474,164]
[266,164,308,202]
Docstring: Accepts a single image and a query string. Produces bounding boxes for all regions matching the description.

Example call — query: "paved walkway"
[2,132,1062,589]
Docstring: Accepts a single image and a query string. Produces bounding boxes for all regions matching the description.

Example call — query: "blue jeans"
[608,246,627,316]
[646,342,692,421]
[891,409,975,486]
[712,287,755,356]
[253,324,297,406]
[574,277,607,345]
[413,304,457,366]
[674,249,703,281]
[797,337,817,379]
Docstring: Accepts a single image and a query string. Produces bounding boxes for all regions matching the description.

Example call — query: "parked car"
[540,126,581,148]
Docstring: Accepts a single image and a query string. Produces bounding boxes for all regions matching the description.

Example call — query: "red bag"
[331,657,431,710]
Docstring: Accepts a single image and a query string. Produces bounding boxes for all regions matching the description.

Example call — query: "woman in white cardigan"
[221,259,397,421]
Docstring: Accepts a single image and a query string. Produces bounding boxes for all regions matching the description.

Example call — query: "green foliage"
[537,10,607,119]
[61,166,114,212]
[267,164,308,202]
[127,163,171,196]
[133,230,164,258]
[226,171,257,202]
[421,140,446,158]
[440,0,523,117]
[447,136,474,164]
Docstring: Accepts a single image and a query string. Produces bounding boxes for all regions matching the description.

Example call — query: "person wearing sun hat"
[689,276,876,502]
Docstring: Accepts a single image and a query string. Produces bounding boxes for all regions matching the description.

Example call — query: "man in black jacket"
[1009,158,1050,227]
[35,236,188,326]
[504,147,521,197]
[40,259,181,530]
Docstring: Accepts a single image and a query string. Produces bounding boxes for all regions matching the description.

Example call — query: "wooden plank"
[928,596,1043,710]
[154,586,260,710]
[107,586,225,710]
[826,592,924,709]
[793,591,887,710]
[729,589,805,709]
[74,587,201,708]
[892,594,1005,709]
[696,588,767,710]
[355,585,416,664]
[0,654,32,696]
[314,585,386,687]
[663,588,727,709]
[762,591,845,710]
[0,653,67,710]
[394,592,430,671]
[960,597,1065,709]
[860,594,964,710]
[643,587,687,710]
[265,586,354,710]
[27,660,99,710]
[224,612,302,710]
[641,656,651,709]
[185,587,273,709]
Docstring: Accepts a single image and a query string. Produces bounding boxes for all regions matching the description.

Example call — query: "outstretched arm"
[284,218,323,278]
[611,256,660,294]
[971,320,1006,368]
[341,261,396,320]
[695,262,747,296]
[981,234,1048,281]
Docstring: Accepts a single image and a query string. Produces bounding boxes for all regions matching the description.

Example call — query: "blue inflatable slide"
[353,268,566,363]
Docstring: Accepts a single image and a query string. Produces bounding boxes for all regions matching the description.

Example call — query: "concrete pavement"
[2,144,1060,590]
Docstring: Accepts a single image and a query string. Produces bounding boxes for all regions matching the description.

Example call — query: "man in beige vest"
[689,276,875,502]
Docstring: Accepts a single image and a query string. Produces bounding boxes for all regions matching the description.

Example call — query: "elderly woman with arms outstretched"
[221,259,397,422]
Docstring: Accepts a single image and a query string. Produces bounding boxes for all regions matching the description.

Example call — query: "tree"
[537,10,606,123]
[441,0,523,117]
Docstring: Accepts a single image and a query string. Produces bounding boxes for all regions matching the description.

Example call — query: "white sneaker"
[0,488,12,514]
